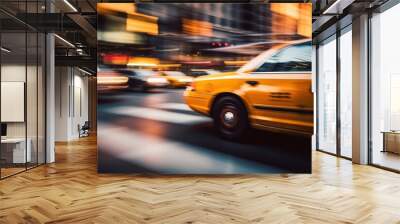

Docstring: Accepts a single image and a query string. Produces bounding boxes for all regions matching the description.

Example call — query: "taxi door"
[241,42,313,134]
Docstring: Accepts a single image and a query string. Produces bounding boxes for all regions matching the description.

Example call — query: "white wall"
[75,73,89,123]
[55,67,89,141]
[1,65,35,138]
[55,66,71,141]
[1,82,25,122]
[1,63,46,164]
[1,64,26,81]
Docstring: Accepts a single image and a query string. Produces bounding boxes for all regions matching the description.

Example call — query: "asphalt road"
[97,88,311,174]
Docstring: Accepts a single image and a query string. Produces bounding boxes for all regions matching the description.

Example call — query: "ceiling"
[312,0,389,41]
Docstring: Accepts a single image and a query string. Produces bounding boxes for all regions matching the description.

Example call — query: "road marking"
[155,103,193,111]
[98,122,283,173]
[108,106,210,125]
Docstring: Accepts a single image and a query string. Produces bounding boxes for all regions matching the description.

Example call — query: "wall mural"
[97,3,313,174]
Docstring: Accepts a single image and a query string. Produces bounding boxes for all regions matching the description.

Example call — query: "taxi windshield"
[238,40,311,73]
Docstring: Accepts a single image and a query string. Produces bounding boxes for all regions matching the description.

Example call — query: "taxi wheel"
[213,96,249,140]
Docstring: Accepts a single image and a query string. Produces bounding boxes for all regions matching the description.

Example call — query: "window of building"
[339,27,352,158]
[0,1,46,179]
[317,35,337,154]
[370,3,400,171]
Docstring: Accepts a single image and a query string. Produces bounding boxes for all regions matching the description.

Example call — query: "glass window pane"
[317,37,337,154]
[38,32,46,165]
[27,30,38,169]
[371,4,400,171]
[340,29,352,158]
[1,0,46,179]
[1,29,27,177]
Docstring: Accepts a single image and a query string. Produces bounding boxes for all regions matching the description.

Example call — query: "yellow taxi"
[184,40,313,139]
[160,71,193,88]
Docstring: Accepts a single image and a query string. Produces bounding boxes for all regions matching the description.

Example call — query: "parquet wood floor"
[0,136,399,223]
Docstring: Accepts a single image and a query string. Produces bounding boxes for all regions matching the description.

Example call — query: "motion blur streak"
[97,3,312,174]
[97,76,128,84]
[108,105,210,125]
[98,122,283,173]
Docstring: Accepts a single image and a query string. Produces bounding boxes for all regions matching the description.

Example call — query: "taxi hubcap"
[224,112,235,122]
[220,106,239,128]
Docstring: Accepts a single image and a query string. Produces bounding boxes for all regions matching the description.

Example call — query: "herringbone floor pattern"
[1,136,400,223]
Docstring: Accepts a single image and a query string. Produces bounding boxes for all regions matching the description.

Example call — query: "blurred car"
[97,69,129,92]
[160,71,193,88]
[119,69,169,91]
[184,40,313,139]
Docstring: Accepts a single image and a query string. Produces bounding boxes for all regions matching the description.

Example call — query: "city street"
[98,89,311,174]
